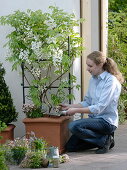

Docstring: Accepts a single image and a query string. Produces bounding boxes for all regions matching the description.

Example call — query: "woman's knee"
[69,122,79,134]
[68,121,75,131]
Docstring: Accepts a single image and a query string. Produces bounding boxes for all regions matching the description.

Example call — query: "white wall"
[81,0,100,97]
[0,0,81,137]
[91,0,100,51]
[101,0,108,55]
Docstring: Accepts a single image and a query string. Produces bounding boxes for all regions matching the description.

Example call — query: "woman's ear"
[99,62,104,68]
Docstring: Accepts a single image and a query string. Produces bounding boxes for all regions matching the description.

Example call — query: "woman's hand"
[59,104,71,111]
[66,108,78,116]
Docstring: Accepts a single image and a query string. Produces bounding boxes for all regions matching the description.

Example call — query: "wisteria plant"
[0,6,84,115]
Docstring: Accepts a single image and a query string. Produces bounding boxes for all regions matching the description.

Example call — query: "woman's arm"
[59,103,83,110]
[65,107,91,116]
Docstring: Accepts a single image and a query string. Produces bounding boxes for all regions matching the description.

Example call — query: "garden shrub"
[0,63,18,124]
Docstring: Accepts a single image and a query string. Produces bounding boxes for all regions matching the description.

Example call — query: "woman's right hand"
[59,104,70,111]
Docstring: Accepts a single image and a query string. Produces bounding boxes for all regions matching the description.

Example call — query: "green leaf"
[66,94,75,100]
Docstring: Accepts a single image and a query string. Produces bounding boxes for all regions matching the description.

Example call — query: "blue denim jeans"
[66,118,116,151]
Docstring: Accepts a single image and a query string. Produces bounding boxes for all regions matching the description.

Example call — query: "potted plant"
[22,105,72,154]
[3,133,49,168]
[3,132,69,169]
[0,6,84,153]
[0,63,18,144]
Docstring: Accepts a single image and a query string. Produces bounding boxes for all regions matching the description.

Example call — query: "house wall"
[81,0,108,98]
[81,0,100,98]
[0,0,81,137]
[100,0,108,56]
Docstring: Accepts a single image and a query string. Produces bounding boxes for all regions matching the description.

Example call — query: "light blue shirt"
[80,71,121,127]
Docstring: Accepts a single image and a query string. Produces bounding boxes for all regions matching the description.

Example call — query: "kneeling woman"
[60,51,124,154]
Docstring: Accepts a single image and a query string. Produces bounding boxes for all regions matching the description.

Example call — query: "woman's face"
[86,58,103,76]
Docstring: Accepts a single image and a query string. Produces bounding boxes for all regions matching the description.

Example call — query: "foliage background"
[108,0,127,123]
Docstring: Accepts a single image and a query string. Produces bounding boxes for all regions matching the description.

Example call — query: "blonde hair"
[87,51,124,84]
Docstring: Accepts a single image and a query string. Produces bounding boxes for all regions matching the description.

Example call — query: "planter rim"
[23,116,71,124]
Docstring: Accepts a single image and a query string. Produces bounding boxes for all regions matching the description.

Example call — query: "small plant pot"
[0,124,15,144]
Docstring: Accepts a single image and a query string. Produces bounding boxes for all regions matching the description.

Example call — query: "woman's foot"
[109,137,115,149]
[95,135,114,154]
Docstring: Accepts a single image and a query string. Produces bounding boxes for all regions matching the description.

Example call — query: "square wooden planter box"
[23,116,72,154]
[0,124,15,144]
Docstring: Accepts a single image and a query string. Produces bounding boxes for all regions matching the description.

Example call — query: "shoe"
[95,135,112,154]
[95,146,109,154]
[109,137,115,149]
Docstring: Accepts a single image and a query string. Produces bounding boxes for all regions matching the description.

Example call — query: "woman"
[60,51,124,154]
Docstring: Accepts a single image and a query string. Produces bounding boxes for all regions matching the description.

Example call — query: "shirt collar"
[98,71,108,80]
[93,71,108,80]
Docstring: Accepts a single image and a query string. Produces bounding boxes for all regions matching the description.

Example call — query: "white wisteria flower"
[31,67,41,77]
[52,48,63,66]
[46,37,56,44]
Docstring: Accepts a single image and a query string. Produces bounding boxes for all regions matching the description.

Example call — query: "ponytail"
[103,58,124,84]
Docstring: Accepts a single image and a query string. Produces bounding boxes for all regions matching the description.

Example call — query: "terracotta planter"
[0,124,15,144]
[23,116,72,154]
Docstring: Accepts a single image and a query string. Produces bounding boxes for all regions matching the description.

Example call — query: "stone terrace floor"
[10,122,127,170]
